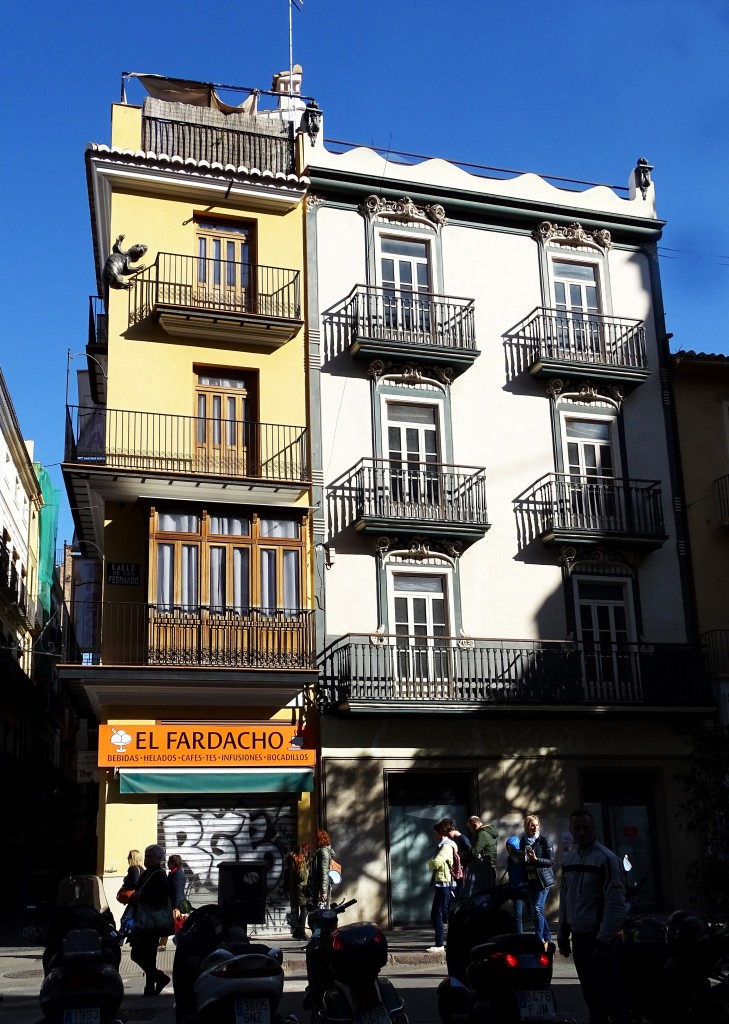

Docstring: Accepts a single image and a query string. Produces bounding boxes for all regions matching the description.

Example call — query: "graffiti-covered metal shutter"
[157,794,296,933]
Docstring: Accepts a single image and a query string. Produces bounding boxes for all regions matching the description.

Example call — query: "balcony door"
[553,260,601,355]
[564,417,618,529]
[576,579,638,699]
[391,573,450,696]
[380,237,432,335]
[195,370,257,476]
[196,220,253,312]
[386,403,440,516]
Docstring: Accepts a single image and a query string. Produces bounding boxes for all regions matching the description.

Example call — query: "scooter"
[173,901,299,1024]
[305,898,408,1024]
[39,877,124,1024]
[619,905,729,1024]
[437,884,574,1024]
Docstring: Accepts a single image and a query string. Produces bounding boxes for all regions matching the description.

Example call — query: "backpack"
[449,847,464,881]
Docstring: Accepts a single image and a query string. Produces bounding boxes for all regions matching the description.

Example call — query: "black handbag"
[134,899,175,937]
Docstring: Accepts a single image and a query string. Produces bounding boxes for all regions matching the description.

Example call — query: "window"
[386,402,441,510]
[575,578,636,694]
[196,220,254,311]
[389,571,451,686]
[195,369,257,474]
[380,237,432,334]
[150,509,303,615]
[561,415,619,529]
[552,260,601,355]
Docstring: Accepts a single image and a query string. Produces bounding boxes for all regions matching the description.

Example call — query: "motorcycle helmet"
[665,911,710,954]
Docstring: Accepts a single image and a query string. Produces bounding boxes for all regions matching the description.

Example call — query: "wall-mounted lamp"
[324,545,335,569]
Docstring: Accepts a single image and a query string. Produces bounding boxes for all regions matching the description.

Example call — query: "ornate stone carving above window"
[367,359,453,392]
[533,220,612,253]
[546,378,626,409]
[559,545,638,576]
[375,535,462,566]
[360,194,447,230]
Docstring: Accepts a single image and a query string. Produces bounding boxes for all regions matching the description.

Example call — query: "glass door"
[196,221,252,312]
[577,580,637,699]
[392,573,449,696]
[553,260,601,356]
[380,237,432,336]
[565,419,617,529]
[386,403,440,516]
[195,371,255,476]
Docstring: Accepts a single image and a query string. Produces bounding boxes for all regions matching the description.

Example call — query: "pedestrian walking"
[520,814,554,946]
[129,844,172,997]
[427,821,456,952]
[441,817,471,901]
[286,844,309,939]
[557,808,628,1024]
[308,830,335,910]
[505,836,527,932]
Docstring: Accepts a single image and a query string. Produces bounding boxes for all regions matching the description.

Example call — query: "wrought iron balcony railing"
[343,285,477,356]
[132,252,301,325]
[516,307,647,371]
[88,296,108,347]
[64,406,309,483]
[62,601,315,670]
[320,633,709,708]
[514,473,665,545]
[329,458,488,535]
[702,630,729,677]
[715,474,729,526]
[142,114,295,175]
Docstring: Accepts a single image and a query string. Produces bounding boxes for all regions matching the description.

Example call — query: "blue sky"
[2,0,728,543]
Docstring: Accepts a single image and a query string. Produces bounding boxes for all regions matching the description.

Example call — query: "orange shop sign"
[98,724,316,768]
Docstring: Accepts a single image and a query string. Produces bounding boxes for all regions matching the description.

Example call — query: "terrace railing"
[715,474,729,526]
[142,115,295,175]
[516,307,647,369]
[62,602,315,670]
[132,253,301,324]
[344,285,476,352]
[65,406,309,483]
[514,473,665,541]
[320,634,709,708]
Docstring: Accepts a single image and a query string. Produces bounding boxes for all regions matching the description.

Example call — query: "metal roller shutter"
[157,794,296,933]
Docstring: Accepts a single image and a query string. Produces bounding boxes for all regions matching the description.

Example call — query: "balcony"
[320,634,710,712]
[342,285,478,374]
[63,602,314,668]
[142,114,295,176]
[703,630,729,677]
[329,459,489,542]
[505,308,649,387]
[514,473,666,549]
[131,253,303,347]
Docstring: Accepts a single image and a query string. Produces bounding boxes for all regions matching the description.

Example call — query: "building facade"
[301,132,712,923]
[60,71,318,923]
[671,350,729,724]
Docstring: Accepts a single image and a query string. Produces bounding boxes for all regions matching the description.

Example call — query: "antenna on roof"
[289,0,303,104]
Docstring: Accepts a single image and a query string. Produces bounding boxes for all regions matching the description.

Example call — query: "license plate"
[355,1002,390,1024]
[63,1011,101,1024]
[517,989,558,1021]
[235,998,271,1024]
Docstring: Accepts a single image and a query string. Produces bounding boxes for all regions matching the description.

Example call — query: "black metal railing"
[62,602,315,670]
[88,296,108,348]
[320,634,709,707]
[330,458,488,526]
[514,473,665,539]
[0,539,19,603]
[715,474,729,526]
[344,285,476,351]
[702,630,729,677]
[142,115,295,175]
[515,307,647,369]
[133,253,301,323]
[64,406,309,483]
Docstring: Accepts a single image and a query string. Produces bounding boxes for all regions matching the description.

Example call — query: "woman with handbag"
[158,853,187,950]
[308,829,335,910]
[129,844,173,996]
[117,849,143,905]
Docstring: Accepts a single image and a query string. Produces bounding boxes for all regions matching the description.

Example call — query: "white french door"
[553,260,601,354]
[386,403,440,514]
[564,418,618,529]
[577,580,636,696]
[392,573,450,691]
[196,222,252,311]
[380,237,432,334]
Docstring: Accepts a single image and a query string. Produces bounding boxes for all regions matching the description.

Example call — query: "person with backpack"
[520,814,555,947]
[441,817,469,900]
[427,820,457,952]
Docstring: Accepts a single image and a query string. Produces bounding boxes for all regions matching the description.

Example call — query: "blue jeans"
[430,886,453,947]
[525,883,551,942]
[512,896,525,933]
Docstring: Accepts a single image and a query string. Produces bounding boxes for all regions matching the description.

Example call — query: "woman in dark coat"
[159,853,187,950]
[130,844,171,996]
[520,814,555,946]
[308,829,335,910]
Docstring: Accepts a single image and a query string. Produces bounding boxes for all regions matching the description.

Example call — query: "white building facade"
[301,136,712,926]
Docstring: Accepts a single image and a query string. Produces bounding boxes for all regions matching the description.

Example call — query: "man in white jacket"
[558,808,627,1024]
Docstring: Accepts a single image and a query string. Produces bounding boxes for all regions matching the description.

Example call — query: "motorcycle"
[304,898,408,1024]
[39,875,124,1024]
[437,883,574,1024]
[619,905,729,1024]
[173,901,299,1024]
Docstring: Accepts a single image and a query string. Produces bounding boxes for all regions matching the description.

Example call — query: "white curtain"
[157,544,174,610]
[181,545,198,610]
[283,550,300,611]
[260,518,297,538]
[209,547,225,611]
[233,548,249,613]
[260,550,276,612]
